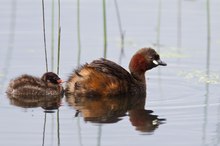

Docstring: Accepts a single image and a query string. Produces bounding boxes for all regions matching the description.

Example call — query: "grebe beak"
[153,59,167,66]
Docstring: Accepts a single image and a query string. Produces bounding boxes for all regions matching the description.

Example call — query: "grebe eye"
[155,54,160,60]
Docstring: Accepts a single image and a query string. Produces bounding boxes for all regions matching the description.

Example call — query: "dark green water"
[0,0,220,146]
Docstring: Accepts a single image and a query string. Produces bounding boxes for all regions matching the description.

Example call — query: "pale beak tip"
[57,79,65,84]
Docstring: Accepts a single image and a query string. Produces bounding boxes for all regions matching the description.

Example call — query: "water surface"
[0,0,220,146]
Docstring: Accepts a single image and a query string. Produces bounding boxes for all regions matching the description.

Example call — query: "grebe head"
[41,72,63,84]
[129,48,166,80]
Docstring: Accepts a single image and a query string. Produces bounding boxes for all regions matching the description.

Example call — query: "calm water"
[0,0,220,146]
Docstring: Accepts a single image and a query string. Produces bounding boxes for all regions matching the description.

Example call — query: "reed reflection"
[66,93,165,133]
[6,91,63,145]
[0,0,17,95]
[202,0,211,145]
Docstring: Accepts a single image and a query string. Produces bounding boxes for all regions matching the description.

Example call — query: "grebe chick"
[7,72,64,96]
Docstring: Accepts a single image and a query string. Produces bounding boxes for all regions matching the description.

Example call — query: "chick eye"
[48,77,54,82]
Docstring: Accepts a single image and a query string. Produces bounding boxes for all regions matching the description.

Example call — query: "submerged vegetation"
[179,70,220,84]
[160,52,189,58]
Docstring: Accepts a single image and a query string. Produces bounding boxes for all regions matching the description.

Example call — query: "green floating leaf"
[178,70,220,84]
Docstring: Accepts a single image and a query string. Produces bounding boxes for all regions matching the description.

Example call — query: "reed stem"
[156,0,162,52]
[42,113,47,146]
[0,0,17,88]
[57,0,61,75]
[51,0,55,72]
[57,109,60,146]
[57,27,61,75]
[114,0,125,63]
[177,0,182,50]
[206,0,211,76]
[77,0,81,65]
[77,117,83,146]
[97,125,102,146]
[203,2,211,143]
[42,0,49,72]
[102,0,107,58]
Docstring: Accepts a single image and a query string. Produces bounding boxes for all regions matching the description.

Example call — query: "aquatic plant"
[41,0,48,72]
[177,0,182,50]
[114,0,125,63]
[178,70,220,84]
[102,0,107,58]
[51,0,55,72]
[57,0,61,75]
[156,0,162,52]
[77,0,81,65]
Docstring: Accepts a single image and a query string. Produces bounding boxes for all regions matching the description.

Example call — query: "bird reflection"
[66,93,165,133]
[129,109,165,133]
[7,94,63,111]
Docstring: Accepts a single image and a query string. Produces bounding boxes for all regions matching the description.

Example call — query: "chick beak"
[153,59,167,66]
[57,79,64,84]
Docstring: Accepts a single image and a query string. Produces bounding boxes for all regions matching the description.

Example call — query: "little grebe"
[65,48,166,97]
[7,72,64,96]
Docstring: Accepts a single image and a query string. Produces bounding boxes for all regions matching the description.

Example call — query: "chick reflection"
[7,94,62,111]
[66,93,165,133]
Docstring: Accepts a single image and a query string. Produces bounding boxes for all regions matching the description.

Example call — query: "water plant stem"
[77,117,83,146]
[114,0,125,63]
[42,0,49,72]
[203,1,211,141]
[97,125,102,146]
[156,0,162,52]
[42,113,47,146]
[57,27,61,75]
[57,0,61,75]
[206,0,211,76]
[51,0,55,72]
[77,0,81,65]
[57,109,60,146]
[177,0,182,50]
[102,0,107,58]
[0,0,17,88]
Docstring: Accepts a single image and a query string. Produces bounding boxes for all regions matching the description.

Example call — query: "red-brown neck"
[129,53,147,81]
